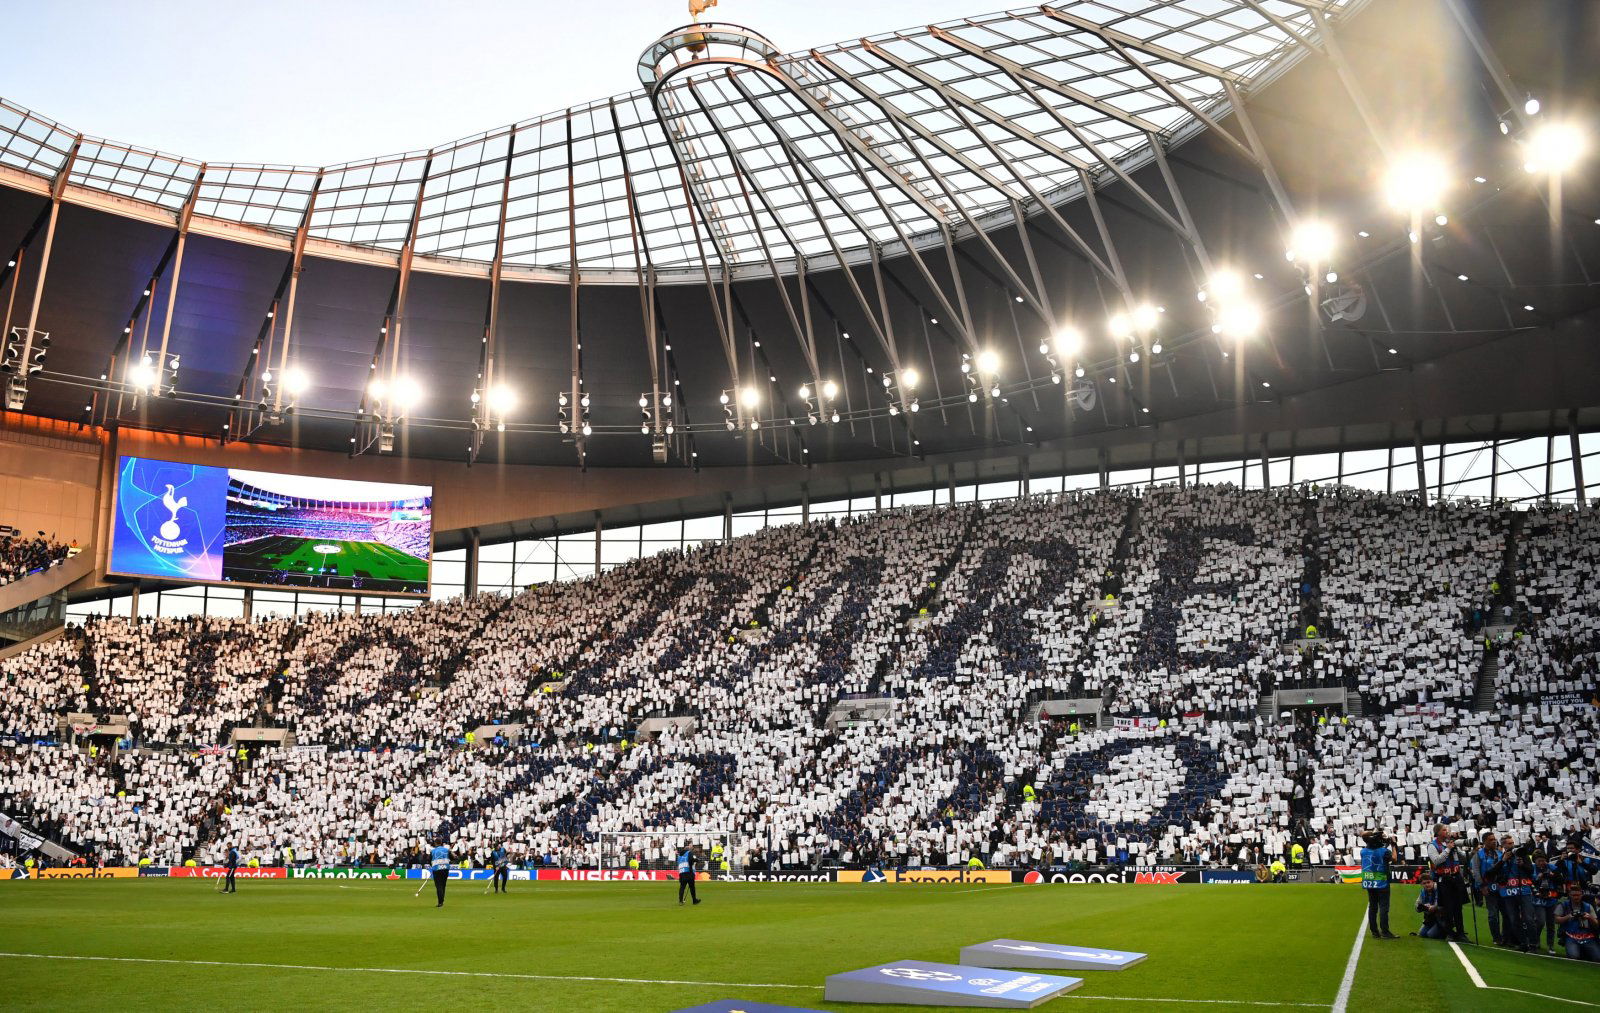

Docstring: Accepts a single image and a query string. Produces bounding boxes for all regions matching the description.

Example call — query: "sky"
[1,0,995,166]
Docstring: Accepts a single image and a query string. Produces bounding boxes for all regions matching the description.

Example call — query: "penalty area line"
[0,952,820,990]
[1448,942,1600,1008]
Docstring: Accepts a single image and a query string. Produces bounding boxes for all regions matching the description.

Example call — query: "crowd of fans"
[0,530,72,586]
[0,485,1595,909]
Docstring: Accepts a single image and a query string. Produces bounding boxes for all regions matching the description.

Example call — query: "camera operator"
[1426,823,1469,943]
[1554,882,1600,962]
[1472,831,1506,945]
[1360,830,1397,940]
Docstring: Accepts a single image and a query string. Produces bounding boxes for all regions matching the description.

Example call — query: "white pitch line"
[0,950,1338,1007]
[1330,911,1368,1013]
[1447,941,1486,988]
[0,952,820,990]
[1449,941,1600,1008]
[1065,996,1328,1008]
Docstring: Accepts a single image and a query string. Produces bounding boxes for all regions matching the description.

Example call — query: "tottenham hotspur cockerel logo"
[150,483,189,555]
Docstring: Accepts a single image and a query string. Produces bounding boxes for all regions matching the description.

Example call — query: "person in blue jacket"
[1360,830,1396,939]
[430,838,451,908]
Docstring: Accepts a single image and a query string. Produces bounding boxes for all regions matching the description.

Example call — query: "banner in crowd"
[1015,867,1199,884]
[35,867,142,879]
[1111,716,1165,730]
[168,866,288,879]
[289,866,405,879]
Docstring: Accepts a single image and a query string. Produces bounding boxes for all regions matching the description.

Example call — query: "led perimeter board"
[108,456,433,596]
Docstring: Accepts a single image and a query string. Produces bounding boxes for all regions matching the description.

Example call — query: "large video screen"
[109,456,432,596]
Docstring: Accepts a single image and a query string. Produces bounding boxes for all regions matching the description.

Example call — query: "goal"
[598,830,743,875]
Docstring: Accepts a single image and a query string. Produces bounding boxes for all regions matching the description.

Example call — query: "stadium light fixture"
[1382,151,1450,215]
[739,386,760,409]
[391,375,422,413]
[975,349,1000,375]
[1052,327,1081,359]
[822,380,838,400]
[128,357,158,393]
[282,367,310,397]
[1522,121,1588,175]
[1132,304,1160,332]
[900,367,919,390]
[1286,221,1337,264]
[1218,303,1263,339]
[488,385,516,416]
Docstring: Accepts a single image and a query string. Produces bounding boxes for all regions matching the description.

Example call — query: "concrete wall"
[0,420,101,547]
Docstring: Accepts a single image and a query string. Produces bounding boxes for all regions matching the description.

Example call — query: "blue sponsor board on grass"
[824,959,1082,1008]
[1201,870,1258,884]
[960,939,1147,972]
[669,1002,831,1013]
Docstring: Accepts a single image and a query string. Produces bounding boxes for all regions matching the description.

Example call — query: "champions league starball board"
[959,939,1148,972]
[668,1002,832,1013]
[824,959,1083,1008]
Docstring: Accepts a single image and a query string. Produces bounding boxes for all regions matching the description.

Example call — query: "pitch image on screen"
[221,470,432,595]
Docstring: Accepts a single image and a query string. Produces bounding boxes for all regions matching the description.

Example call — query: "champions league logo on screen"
[109,457,229,581]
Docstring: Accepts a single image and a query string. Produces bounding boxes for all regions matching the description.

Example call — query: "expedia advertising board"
[836,868,1011,883]
[35,867,141,879]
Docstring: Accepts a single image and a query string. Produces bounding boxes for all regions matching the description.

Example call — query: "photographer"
[1414,871,1445,940]
[1472,831,1505,945]
[1554,883,1600,962]
[1360,830,1397,940]
[1497,838,1536,953]
[1426,824,1469,942]
[1531,852,1563,955]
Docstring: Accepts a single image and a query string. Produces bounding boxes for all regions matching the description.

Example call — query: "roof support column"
[1570,412,1586,509]
[13,135,82,410]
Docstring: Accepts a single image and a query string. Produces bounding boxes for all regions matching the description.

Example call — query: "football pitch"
[223,536,427,589]
[2,881,1595,1011]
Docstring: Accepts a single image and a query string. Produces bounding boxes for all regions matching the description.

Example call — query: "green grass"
[1,881,1594,1011]
[223,536,427,587]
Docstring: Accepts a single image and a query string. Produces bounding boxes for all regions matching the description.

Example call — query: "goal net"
[598,830,743,875]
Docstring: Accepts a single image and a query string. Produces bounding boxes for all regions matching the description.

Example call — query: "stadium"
[0,0,1597,1010]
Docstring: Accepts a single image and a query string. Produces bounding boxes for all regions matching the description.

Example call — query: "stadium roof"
[1,1,1356,278]
[0,0,1596,474]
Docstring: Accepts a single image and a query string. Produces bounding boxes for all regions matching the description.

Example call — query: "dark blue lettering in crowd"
[1134,524,1259,674]
[1035,735,1226,859]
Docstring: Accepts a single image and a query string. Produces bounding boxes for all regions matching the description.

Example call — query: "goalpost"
[598,830,744,875]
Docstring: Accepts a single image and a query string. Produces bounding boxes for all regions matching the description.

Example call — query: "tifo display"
[108,456,432,595]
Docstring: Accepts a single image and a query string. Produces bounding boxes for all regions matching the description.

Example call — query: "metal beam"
[927,25,1166,136]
